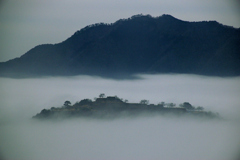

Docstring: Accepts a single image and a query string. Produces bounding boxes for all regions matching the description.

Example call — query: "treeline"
[33,94,220,120]
[61,93,205,111]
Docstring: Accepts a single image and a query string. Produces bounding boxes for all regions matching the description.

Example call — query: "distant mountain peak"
[0,14,239,78]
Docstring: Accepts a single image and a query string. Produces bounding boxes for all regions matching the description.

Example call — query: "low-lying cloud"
[0,74,240,160]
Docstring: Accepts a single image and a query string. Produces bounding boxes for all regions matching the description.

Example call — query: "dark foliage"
[33,95,220,120]
[1,14,240,78]
[180,102,195,110]
[73,99,93,107]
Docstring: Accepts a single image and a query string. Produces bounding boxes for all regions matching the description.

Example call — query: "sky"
[0,0,239,62]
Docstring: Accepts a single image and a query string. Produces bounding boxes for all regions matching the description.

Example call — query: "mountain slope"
[0,14,240,78]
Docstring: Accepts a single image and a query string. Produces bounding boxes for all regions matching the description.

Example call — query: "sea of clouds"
[0,74,240,160]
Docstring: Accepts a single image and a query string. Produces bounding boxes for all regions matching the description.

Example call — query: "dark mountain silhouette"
[0,14,240,78]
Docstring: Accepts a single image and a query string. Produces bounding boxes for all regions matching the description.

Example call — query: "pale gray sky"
[0,0,239,62]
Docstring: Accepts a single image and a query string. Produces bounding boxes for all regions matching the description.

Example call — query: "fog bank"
[0,74,240,160]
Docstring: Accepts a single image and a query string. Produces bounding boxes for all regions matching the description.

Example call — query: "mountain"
[0,14,240,78]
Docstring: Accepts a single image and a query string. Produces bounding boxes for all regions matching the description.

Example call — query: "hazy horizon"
[0,74,240,160]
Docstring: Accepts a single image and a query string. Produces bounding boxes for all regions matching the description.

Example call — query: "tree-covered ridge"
[0,14,239,78]
[33,94,219,119]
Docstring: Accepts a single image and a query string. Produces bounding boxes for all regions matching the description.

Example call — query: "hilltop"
[1,14,240,78]
[33,94,219,119]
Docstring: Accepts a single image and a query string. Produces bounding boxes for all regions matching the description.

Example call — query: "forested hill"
[0,14,240,78]
[33,95,219,119]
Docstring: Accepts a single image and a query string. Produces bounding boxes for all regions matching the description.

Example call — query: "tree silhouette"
[180,102,194,110]
[140,99,149,105]
[158,102,165,107]
[196,106,204,111]
[64,100,71,107]
[99,93,106,98]
[166,103,176,108]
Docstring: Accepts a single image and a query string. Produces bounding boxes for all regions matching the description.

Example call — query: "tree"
[124,99,129,103]
[40,109,51,117]
[196,106,204,111]
[64,100,71,107]
[99,93,106,98]
[166,103,176,108]
[140,99,149,105]
[180,102,194,110]
[158,101,165,107]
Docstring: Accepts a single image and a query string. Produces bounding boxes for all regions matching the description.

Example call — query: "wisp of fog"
[0,74,240,160]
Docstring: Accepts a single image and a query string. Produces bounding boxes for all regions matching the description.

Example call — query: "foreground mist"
[0,74,240,160]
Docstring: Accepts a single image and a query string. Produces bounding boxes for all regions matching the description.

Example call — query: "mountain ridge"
[0,14,240,78]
